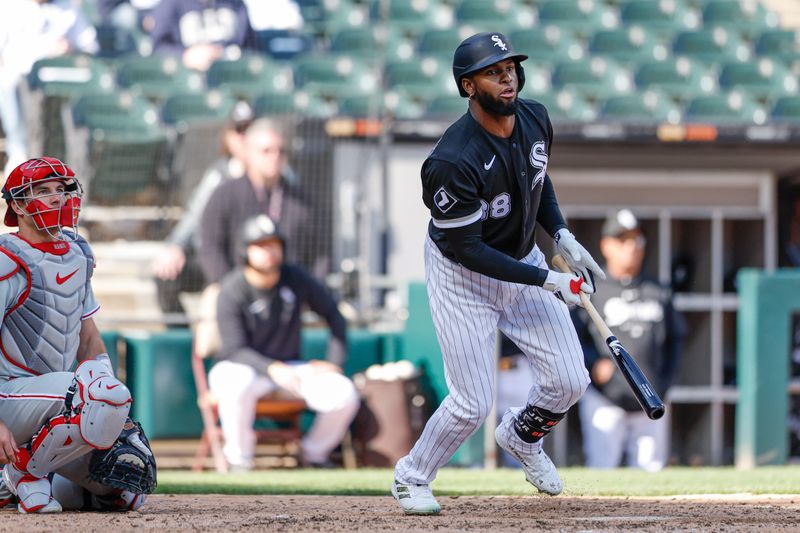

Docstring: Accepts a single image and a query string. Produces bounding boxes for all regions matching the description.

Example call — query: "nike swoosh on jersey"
[56,268,80,285]
[484,155,496,170]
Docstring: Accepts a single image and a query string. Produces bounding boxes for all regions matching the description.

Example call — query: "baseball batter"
[391,32,605,515]
[0,157,156,513]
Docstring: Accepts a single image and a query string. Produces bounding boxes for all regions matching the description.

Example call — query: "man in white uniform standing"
[391,32,604,515]
[0,157,156,513]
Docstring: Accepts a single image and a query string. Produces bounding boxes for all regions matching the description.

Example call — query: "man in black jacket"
[574,210,685,471]
[207,215,359,470]
[199,118,313,286]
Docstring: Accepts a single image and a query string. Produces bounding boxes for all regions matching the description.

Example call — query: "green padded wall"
[736,269,800,467]
[124,328,388,439]
[125,329,201,439]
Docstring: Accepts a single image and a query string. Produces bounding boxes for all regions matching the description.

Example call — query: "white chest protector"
[0,231,94,375]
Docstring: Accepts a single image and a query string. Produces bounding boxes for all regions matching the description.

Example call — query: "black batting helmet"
[452,32,528,98]
[239,214,285,263]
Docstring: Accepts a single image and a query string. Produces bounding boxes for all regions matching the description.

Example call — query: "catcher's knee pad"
[21,360,132,478]
[71,359,132,449]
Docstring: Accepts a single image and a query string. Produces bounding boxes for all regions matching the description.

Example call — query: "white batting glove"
[543,270,594,307]
[554,228,606,288]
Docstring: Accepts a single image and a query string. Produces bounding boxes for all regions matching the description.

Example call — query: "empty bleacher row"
[54,0,800,125]
[19,0,800,206]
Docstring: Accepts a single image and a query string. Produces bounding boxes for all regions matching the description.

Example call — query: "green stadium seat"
[717,60,798,101]
[116,55,204,101]
[634,57,716,101]
[671,28,751,65]
[301,0,367,37]
[25,55,116,159]
[206,55,292,99]
[770,96,800,122]
[319,1,370,37]
[454,0,535,31]
[384,58,454,98]
[754,29,800,64]
[509,27,585,65]
[524,90,597,122]
[537,0,619,37]
[27,55,115,96]
[418,28,467,61]
[329,27,384,58]
[598,91,681,123]
[68,93,168,204]
[425,95,468,119]
[702,0,779,39]
[160,91,236,127]
[551,58,633,99]
[254,90,337,118]
[384,91,427,120]
[337,95,384,118]
[588,28,668,64]
[619,0,700,36]
[293,55,378,98]
[71,92,157,133]
[683,92,765,124]
[253,92,298,116]
[369,0,452,37]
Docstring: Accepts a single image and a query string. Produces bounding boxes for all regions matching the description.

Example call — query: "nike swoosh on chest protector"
[484,155,496,170]
[56,268,80,285]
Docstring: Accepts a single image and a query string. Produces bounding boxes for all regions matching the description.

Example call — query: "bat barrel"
[606,336,666,420]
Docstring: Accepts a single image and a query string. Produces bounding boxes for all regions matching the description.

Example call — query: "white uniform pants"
[395,238,589,485]
[579,385,669,471]
[208,360,360,468]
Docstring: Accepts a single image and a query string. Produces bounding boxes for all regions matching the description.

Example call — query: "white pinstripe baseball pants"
[395,236,589,485]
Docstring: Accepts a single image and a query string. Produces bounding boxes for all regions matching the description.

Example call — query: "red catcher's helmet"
[2,157,82,232]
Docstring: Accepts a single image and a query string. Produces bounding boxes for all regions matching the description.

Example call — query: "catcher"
[0,157,156,513]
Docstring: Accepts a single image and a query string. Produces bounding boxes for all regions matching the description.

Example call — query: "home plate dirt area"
[1,494,799,532]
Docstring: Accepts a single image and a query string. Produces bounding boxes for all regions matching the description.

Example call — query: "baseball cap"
[227,100,254,131]
[601,209,640,238]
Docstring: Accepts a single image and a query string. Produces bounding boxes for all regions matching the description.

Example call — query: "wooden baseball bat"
[552,254,665,420]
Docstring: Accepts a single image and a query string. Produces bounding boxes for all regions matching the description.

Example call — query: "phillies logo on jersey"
[529,141,548,189]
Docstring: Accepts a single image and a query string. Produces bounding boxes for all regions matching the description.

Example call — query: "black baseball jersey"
[422,98,566,264]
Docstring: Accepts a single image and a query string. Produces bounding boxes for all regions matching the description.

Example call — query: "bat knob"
[649,404,666,420]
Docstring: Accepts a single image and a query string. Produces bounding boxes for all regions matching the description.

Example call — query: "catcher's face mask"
[2,157,82,239]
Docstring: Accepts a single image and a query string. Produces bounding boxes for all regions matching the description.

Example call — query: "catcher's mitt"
[89,418,157,495]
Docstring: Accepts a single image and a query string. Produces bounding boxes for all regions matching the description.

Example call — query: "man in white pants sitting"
[209,214,360,470]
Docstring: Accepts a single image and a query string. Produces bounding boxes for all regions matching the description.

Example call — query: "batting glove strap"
[543,270,592,307]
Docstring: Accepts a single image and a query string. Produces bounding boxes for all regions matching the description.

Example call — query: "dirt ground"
[1,494,799,532]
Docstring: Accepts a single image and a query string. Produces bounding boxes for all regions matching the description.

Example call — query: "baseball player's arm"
[198,188,233,284]
[302,269,347,367]
[536,174,567,236]
[76,317,111,365]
